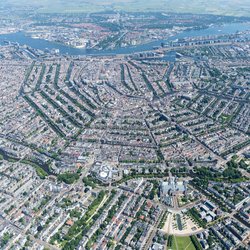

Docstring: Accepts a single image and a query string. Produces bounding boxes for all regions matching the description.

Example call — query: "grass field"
[171,236,196,250]
[1,0,250,17]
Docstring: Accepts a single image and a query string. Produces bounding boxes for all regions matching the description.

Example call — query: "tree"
[58,172,79,184]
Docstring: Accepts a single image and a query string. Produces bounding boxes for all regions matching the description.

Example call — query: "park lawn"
[172,236,195,250]
[220,114,232,123]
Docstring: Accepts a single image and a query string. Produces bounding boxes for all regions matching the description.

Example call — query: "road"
[96,178,144,248]
[0,215,60,250]
[142,210,164,250]
[156,107,226,165]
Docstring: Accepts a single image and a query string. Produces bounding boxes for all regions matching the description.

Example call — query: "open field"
[1,0,250,16]
[171,236,195,250]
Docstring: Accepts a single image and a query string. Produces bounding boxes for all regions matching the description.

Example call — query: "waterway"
[0,22,249,56]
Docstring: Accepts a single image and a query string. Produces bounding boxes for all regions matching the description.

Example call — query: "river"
[0,22,249,56]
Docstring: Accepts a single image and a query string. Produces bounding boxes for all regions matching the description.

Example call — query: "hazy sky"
[1,0,250,17]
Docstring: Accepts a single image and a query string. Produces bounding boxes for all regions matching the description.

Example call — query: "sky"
[1,0,250,17]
